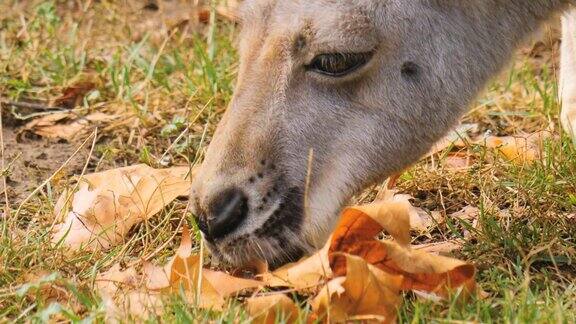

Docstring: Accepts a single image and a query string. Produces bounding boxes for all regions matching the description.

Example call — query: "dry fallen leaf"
[262,239,332,290]
[96,225,262,319]
[376,188,444,232]
[443,152,475,171]
[262,198,475,322]
[53,76,100,109]
[450,206,481,222]
[329,203,476,299]
[413,240,463,254]
[22,112,115,141]
[96,263,139,296]
[52,164,193,251]
[427,123,478,157]
[245,294,300,324]
[449,206,481,239]
[166,226,263,308]
[311,254,402,323]
[378,241,475,296]
[479,131,552,164]
[93,183,476,322]
[17,272,70,305]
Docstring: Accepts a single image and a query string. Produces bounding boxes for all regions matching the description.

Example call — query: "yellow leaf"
[482,131,551,164]
[245,294,300,324]
[262,239,332,289]
[354,201,412,246]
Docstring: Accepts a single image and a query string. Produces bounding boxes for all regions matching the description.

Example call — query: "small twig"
[0,101,10,218]
[0,98,67,111]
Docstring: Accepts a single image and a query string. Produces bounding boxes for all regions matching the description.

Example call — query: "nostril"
[206,188,249,239]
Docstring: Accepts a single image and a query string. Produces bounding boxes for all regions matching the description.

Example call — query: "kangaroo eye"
[307,52,372,77]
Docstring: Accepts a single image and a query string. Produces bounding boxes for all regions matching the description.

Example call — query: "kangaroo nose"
[198,188,249,240]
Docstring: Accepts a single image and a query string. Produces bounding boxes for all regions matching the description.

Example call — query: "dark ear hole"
[401,61,420,78]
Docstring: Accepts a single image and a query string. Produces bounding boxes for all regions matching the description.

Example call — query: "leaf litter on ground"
[90,181,477,322]
[44,119,549,321]
[47,123,558,321]
[427,123,553,168]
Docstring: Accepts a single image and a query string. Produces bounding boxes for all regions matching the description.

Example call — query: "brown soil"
[1,123,88,204]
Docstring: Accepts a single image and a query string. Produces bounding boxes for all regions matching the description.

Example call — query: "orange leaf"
[328,202,411,274]
[329,204,476,299]
[167,226,262,309]
[311,254,402,323]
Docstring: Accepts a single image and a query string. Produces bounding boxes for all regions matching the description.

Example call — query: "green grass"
[1,1,575,322]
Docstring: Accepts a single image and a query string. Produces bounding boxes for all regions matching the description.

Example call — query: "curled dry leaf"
[376,188,444,232]
[21,112,115,141]
[329,203,476,300]
[96,225,263,320]
[52,164,193,251]
[258,198,475,323]
[166,226,263,307]
[52,75,101,109]
[378,241,475,294]
[311,254,402,323]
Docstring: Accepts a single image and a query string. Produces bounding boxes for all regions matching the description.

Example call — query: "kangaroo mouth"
[205,186,311,269]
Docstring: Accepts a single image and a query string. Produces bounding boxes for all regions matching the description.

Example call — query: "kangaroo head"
[190,0,565,267]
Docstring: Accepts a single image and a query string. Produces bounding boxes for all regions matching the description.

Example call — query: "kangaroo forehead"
[240,0,374,25]
[239,0,378,53]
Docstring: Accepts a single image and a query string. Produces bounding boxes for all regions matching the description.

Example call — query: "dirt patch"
[1,125,88,204]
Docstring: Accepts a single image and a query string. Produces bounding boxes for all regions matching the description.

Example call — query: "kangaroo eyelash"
[306,52,374,77]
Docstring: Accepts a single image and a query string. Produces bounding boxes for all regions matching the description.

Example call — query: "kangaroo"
[189,0,576,268]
